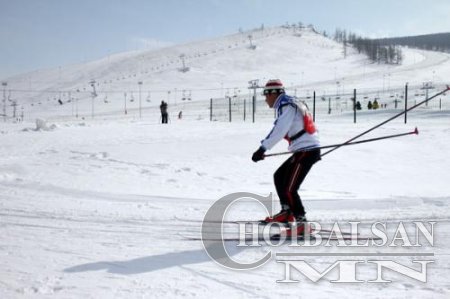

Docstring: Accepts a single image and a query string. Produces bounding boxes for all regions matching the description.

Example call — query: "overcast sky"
[1,0,450,80]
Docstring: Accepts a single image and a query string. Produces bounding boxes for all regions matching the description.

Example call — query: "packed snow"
[1,26,450,298]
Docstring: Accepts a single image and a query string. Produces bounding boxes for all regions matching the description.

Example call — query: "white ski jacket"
[261,94,320,152]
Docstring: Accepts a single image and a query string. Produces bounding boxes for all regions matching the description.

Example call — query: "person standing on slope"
[160,101,169,124]
[251,79,321,236]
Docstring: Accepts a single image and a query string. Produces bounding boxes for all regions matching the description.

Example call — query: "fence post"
[248,79,259,123]
[313,91,316,122]
[229,96,232,122]
[252,94,256,123]
[244,99,246,121]
[404,84,408,124]
[353,88,357,124]
[328,97,331,114]
[210,98,213,121]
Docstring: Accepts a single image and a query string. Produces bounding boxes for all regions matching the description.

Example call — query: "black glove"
[252,147,266,162]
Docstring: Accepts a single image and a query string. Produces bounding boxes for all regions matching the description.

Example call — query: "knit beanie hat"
[263,79,285,95]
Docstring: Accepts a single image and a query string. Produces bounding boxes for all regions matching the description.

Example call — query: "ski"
[175,216,359,235]
[267,233,380,242]
[184,235,380,242]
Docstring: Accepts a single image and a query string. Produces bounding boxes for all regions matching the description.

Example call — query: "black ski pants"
[274,149,321,218]
[161,113,168,124]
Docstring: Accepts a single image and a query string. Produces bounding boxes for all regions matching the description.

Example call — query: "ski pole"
[321,86,449,157]
[264,128,418,158]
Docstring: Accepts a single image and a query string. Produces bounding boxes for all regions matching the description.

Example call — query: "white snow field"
[1,26,450,298]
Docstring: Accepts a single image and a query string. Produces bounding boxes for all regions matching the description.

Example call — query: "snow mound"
[35,118,57,131]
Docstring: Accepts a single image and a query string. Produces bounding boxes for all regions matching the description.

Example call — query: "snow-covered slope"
[3,26,449,121]
[1,112,450,298]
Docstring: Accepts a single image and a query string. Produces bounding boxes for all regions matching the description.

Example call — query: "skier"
[160,101,168,124]
[251,79,321,236]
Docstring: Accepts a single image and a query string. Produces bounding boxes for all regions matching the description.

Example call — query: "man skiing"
[251,79,321,236]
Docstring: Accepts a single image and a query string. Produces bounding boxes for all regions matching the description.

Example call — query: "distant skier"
[160,101,168,124]
[251,79,321,237]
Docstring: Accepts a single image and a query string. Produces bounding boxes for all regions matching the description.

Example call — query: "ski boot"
[285,215,310,237]
[261,209,295,225]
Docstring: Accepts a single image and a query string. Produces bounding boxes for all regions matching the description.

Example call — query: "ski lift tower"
[89,80,97,119]
[179,54,190,72]
[421,81,434,107]
[248,79,260,123]
[11,100,17,119]
[2,82,6,122]
[138,81,143,119]
[248,34,256,50]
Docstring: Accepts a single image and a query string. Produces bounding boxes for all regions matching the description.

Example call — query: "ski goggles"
[263,88,284,95]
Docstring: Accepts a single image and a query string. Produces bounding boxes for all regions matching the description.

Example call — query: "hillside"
[376,32,450,53]
[2,26,450,121]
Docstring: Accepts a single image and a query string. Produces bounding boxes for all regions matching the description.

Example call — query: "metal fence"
[1,83,449,124]
[207,83,450,124]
